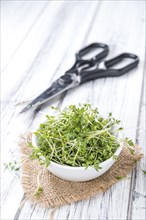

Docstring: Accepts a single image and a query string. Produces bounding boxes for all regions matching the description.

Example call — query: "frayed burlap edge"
[19,133,143,208]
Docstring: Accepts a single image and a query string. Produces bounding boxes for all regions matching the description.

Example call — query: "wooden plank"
[1,1,48,70]
[129,75,146,220]
[1,1,63,100]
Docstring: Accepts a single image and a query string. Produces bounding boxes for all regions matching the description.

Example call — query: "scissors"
[20,42,139,113]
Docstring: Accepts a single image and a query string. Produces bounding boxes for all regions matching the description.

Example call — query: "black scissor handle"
[76,43,109,64]
[66,42,109,75]
[104,53,139,75]
[80,53,139,83]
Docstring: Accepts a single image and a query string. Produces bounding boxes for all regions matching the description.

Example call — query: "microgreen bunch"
[30,104,133,171]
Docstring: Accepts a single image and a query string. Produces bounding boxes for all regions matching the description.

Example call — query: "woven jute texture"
[20,133,142,208]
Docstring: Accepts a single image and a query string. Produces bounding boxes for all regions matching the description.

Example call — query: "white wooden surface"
[1,1,146,220]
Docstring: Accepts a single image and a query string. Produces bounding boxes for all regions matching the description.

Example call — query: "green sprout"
[34,172,43,198]
[112,155,118,161]
[29,104,134,171]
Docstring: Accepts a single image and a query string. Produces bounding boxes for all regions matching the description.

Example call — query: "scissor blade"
[20,73,80,113]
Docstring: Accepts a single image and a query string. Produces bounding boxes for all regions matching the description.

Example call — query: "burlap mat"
[20,133,142,208]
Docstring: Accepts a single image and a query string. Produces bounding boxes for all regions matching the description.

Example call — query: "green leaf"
[140,167,146,175]
[51,106,58,110]
[34,186,43,198]
[116,176,125,180]
[112,155,118,160]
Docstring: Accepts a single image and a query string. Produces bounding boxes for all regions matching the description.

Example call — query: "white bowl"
[32,133,123,182]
